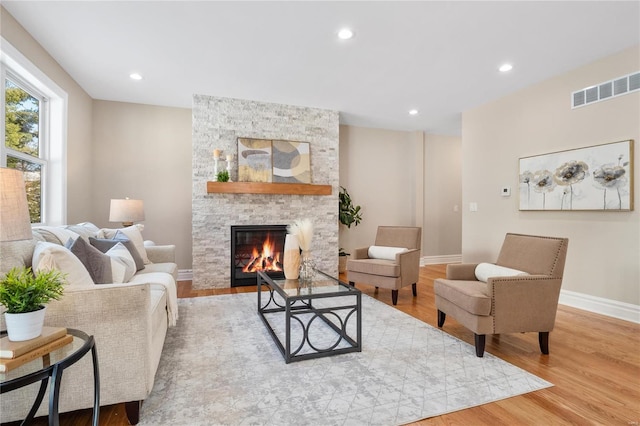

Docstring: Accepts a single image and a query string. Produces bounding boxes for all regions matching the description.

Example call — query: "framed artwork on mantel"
[237,138,311,184]
[519,139,634,211]
[237,138,273,182]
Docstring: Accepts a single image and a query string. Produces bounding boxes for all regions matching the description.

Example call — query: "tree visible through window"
[4,78,43,223]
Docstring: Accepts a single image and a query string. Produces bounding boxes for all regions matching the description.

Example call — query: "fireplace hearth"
[231,225,287,287]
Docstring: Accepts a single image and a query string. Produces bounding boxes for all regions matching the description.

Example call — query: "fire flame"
[242,234,283,273]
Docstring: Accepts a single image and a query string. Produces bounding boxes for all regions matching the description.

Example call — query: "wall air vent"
[571,71,640,109]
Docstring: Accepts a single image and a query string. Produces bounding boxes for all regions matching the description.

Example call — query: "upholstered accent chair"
[347,226,422,305]
[434,233,569,357]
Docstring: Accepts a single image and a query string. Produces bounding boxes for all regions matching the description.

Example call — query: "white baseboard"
[559,289,640,324]
[178,269,193,281]
[421,255,462,266]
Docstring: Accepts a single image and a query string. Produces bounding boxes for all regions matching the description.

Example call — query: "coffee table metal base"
[257,272,361,363]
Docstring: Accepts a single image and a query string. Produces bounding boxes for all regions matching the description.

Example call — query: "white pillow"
[99,224,150,264]
[32,241,93,288]
[105,242,136,283]
[368,245,409,261]
[474,262,529,283]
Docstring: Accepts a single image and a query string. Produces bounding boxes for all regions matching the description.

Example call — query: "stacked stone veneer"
[192,95,339,289]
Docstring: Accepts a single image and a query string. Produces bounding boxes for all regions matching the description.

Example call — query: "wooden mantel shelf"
[207,181,332,195]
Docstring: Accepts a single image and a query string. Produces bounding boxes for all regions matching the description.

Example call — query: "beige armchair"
[434,233,569,357]
[347,226,422,305]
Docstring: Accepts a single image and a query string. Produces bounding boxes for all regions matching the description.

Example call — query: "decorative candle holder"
[226,159,233,182]
[213,158,220,181]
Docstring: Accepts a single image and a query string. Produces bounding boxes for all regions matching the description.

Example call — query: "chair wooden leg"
[125,400,142,425]
[437,310,446,327]
[412,283,417,296]
[539,331,550,355]
[391,290,398,305]
[474,334,486,357]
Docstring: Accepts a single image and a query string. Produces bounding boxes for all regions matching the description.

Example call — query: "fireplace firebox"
[230,225,287,287]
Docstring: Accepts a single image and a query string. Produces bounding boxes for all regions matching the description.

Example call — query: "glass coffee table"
[257,269,362,363]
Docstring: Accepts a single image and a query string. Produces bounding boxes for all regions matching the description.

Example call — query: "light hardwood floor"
[7,265,639,425]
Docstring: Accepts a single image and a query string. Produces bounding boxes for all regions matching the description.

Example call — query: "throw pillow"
[89,237,145,271]
[32,241,93,288]
[474,262,529,283]
[32,226,80,245]
[65,237,113,284]
[368,245,409,261]
[105,243,136,283]
[65,223,99,242]
[98,225,150,264]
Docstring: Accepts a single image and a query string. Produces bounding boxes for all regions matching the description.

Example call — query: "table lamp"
[0,168,32,242]
[109,198,145,227]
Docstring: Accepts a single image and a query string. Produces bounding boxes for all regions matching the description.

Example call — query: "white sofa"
[0,223,178,425]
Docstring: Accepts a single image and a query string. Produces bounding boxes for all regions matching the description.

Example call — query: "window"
[1,38,67,225]
[4,77,45,222]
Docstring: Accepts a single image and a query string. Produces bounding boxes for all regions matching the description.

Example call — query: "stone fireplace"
[192,95,339,289]
[230,224,287,287]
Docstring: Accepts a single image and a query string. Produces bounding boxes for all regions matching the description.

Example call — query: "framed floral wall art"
[519,140,634,211]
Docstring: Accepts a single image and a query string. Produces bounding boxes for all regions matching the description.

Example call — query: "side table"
[0,328,100,426]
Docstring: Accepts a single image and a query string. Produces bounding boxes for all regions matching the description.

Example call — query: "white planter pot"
[4,306,46,341]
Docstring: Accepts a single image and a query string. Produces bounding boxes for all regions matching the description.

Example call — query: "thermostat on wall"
[501,186,511,197]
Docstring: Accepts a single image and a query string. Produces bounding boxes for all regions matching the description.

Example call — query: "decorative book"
[0,334,73,373]
[0,326,67,359]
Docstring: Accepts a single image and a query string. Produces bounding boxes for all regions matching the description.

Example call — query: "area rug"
[139,292,552,425]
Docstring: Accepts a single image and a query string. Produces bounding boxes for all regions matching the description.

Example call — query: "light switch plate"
[501,187,511,197]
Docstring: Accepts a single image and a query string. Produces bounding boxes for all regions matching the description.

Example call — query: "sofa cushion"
[137,262,178,278]
[433,279,492,316]
[89,237,144,271]
[347,258,400,277]
[66,237,113,284]
[32,241,93,288]
[99,225,150,265]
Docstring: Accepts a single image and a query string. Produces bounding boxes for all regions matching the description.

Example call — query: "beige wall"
[462,45,640,305]
[339,125,423,253]
[91,101,192,269]
[1,6,94,221]
[424,134,462,256]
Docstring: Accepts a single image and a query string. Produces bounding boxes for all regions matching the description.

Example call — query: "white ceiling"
[3,1,640,135]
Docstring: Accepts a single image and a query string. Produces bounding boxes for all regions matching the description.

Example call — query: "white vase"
[4,306,46,341]
[283,234,301,280]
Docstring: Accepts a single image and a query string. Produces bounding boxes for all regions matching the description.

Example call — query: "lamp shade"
[0,168,32,242]
[109,198,145,226]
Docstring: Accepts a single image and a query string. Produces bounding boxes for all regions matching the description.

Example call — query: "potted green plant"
[339,186,363,273]
[339,186,362,229]
[216,170,230,182]
[0,267,66,341]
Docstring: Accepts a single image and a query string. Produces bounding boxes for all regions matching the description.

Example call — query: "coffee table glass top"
[268,269,356,297]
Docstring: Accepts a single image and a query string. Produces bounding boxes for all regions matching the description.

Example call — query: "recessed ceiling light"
[129,73,143,80]
[337,28,354,40]
[408,109,419,116]
[498,63,513,73]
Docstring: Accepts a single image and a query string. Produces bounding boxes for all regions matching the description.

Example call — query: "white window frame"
[1,38,67,225]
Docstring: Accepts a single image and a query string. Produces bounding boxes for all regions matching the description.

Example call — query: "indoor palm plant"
[339,186,363,273]
[0,267,66,341]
